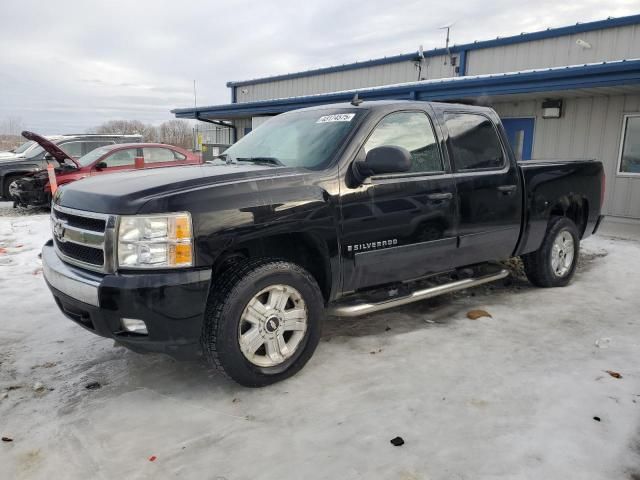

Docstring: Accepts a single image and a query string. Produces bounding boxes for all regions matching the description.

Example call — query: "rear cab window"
[444,113,505,171]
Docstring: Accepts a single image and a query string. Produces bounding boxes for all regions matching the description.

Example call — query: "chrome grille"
[51,204,118,273]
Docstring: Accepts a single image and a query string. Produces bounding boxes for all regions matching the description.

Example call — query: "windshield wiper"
[206,153,231,165]
[235,157,283,167]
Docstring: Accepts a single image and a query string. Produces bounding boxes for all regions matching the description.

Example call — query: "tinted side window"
[83,141,114,155]
[143,147,181,163]
[444,113,504,171]
[59,141,84,158]
[364,112,443,173]
[103,148,137,167]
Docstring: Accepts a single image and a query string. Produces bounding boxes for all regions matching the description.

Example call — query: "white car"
[0,137,62,161]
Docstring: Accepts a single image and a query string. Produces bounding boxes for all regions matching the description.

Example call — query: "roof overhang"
[172,59,640,121]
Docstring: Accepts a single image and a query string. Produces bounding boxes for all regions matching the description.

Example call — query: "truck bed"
[516,159,604,256]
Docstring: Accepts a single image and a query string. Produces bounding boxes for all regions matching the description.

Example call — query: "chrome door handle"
[427,192,453,201]
[497,185,517,194]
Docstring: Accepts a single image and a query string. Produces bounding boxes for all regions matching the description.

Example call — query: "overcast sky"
[0,0,637,134]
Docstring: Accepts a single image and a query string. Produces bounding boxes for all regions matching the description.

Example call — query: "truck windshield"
[220,109,364,170]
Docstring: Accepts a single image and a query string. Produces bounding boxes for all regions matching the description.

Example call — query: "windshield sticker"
[316,114,355,123]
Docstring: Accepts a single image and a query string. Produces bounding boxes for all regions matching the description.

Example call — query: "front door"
[90,147,141,176]
[502,118,534,160]
[340,108,458,292]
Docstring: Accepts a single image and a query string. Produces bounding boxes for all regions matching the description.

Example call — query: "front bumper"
[9,178,49,207]
[42,240,212,359]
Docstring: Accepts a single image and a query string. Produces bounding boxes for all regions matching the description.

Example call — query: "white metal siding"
[493,94,640,218]
[234,24,640,105]
[467,25,640,76]
[235,55,457,103]
[234,118,252,140]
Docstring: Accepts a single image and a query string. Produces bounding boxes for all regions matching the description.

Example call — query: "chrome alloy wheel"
[8,181,19,197]
[551,230,575,277]
[238,284,308,367]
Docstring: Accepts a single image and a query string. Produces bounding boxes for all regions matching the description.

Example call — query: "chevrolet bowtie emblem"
[53,218,68,243]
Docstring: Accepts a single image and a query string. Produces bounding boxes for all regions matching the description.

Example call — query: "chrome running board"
[328,268,510,317]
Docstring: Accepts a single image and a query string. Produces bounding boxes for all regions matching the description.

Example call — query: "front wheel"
[522,216,580,288]
[201,259,324,387]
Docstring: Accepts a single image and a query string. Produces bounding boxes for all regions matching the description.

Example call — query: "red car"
[9,133,201,207]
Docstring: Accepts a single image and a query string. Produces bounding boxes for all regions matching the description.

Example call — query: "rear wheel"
[522,216,580,288]
[201,259,324,387]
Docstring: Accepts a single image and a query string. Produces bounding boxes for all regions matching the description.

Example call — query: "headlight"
[117,212,193,269]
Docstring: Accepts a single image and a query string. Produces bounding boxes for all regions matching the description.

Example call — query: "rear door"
[442,111,522,266]
[340,107,459,291]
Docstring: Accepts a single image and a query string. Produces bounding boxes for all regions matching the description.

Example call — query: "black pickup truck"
[42,100,604,386]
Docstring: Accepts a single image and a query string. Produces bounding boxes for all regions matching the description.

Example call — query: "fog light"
[121,318,148,335]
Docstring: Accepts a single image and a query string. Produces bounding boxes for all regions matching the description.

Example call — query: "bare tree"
[90,119,193,149]
[0,116,25,135]
[158,120,193,148]
[93,120,146,135]
[142,124,159,143]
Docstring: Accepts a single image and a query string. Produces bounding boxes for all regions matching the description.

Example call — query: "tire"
[201,258,324,387]
[2,174,22,200]
[522,216,580,288]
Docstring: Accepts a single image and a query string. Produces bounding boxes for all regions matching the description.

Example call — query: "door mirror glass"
[95,161,107,170]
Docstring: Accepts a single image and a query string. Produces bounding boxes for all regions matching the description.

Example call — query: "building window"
[619,115,640,175]
[444,113,505,171]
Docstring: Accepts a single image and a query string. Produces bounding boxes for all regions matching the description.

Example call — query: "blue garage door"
[502,118,534,160]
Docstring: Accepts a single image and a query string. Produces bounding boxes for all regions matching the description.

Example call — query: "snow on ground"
[1,201,640,480]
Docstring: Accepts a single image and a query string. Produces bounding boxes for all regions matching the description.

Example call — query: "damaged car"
[0,131,142,201]
[10,132,201,207]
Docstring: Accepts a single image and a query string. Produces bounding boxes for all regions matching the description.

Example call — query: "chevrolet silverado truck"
[41,100,605,387]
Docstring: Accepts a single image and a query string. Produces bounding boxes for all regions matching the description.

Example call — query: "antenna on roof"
[439,23,455,65]
[415,45,425,81]
[351,93,364,106]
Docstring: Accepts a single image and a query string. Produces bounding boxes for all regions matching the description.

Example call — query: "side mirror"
[95,161,107,170]
[352,145,411,183]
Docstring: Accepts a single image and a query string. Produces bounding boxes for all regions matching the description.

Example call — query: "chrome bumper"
[42,240,101,306]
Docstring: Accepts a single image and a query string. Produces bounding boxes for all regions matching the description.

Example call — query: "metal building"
[173,14,640,222]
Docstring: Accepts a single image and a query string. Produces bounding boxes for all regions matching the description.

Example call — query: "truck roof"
[287,99,495,114]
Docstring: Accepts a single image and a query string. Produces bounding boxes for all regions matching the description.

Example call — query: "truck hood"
[54,163,302,214]
[21,131,78,167]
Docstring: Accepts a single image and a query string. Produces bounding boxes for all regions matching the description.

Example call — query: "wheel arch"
[548,194,589,238]
[1,170,33,197]
[210,232,334,303]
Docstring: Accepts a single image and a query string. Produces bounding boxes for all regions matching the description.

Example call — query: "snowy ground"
[1,201,640,480]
